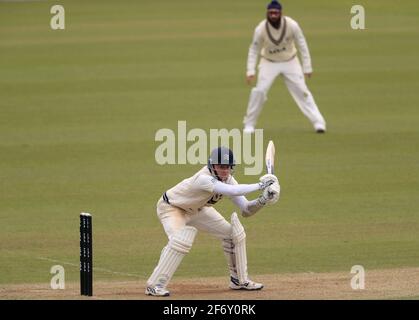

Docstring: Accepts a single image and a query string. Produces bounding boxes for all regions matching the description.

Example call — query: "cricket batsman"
[145,147,280,296]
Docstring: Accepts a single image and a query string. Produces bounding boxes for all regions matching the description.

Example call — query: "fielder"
[243,0,327,133]
[145,147,280,296]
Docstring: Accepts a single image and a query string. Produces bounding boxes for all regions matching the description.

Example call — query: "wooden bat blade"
[265,140,275,174]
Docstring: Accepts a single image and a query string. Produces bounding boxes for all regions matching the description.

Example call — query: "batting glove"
[258,174,278,190]
[258,182,280,205]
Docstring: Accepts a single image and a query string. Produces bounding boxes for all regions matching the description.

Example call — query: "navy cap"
[267,1,282,10]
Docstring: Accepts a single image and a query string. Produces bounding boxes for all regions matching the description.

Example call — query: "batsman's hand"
[267,182,280,204]
[258,182,280,205]
[259,174,278,190]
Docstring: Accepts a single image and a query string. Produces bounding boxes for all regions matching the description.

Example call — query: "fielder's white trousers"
[243,57,326,130]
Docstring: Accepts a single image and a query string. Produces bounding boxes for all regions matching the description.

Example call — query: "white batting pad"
[147,226,197,288]
[222,239,238,278]
[231,212,248,284]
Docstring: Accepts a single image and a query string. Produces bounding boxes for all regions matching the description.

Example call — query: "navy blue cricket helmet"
[207,147,235,180]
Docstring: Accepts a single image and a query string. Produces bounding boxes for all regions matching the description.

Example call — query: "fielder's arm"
[246,25,264,77]
[291,19,312,74]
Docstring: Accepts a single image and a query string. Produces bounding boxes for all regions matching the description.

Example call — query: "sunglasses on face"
[268,11,281,15]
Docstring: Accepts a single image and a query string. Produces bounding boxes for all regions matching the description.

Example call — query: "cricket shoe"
[145,285,170,297]
[229,276,264,290]
[313,122,326,134]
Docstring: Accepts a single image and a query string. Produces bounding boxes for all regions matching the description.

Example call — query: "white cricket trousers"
[243,56,326,129]
[156,198,232,240]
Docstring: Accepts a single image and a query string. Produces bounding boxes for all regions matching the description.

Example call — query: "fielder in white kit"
[243,0,327,133]
[145,147,280,296]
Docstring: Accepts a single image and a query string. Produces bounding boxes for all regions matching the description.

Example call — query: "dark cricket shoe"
[229,276,264,290]
[316,128,326,133]
[145,285,170,297]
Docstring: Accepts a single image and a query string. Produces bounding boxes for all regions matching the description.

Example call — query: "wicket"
[80,212,93,296]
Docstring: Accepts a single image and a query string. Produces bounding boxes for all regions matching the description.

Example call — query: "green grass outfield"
[1,0,419,287]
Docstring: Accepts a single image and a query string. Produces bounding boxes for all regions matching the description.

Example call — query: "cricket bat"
[265,140,275,174]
